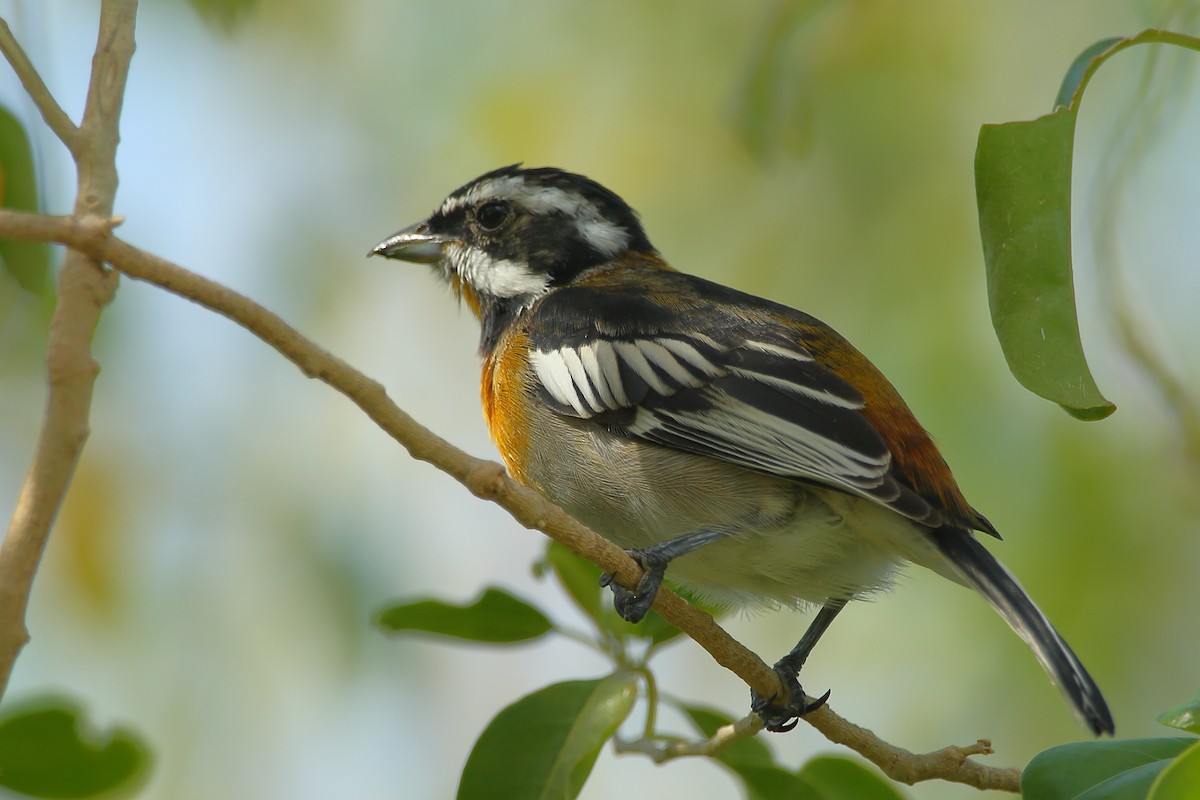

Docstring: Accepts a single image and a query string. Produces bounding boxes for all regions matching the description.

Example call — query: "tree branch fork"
[0,209,1020,792]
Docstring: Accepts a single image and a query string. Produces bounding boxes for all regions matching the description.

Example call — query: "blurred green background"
[1,0,1198,797]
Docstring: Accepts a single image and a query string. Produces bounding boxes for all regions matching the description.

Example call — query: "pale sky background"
[1,1,1199,799]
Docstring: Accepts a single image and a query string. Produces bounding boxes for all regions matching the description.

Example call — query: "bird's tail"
[930,528,1114,736]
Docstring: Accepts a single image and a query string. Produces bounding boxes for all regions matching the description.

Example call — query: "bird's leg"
[752,599,846,732]
[598,529,730,623]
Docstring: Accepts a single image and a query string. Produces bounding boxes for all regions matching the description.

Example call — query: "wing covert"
[524,281,944,527]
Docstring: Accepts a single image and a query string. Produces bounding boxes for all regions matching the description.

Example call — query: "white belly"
[520,410,947,609]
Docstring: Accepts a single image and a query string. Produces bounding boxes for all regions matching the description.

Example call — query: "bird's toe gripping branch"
[599,548,668,624]
[750,664,831,733]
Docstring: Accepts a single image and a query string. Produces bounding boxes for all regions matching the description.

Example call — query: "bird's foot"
[599,549,667,624]
[750,663,830,733]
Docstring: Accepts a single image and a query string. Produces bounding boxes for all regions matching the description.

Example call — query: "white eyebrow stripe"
[442,177,631,258]
[441,174,525,215]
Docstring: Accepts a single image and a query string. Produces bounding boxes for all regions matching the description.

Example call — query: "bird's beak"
[369,221,446,264]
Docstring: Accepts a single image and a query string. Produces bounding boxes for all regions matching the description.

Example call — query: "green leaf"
[181,0,260,33]
[679,705,821,799]
[631,583,727,649]
[669,582,730,620]
[457,674,638,800]
[1053,37,1125,109]
[975,29,1200,420]
[795,755,908,800]
[737,764,823,800]
[0,104,51,300]
[1022,737,1196,800]
[0,697,150,798]
[975,109,1114,420]
[545,541,604,623]
[631,608,680,648]
[680,704,775,770]
[730,0,829,158]
[376,587,553,644]
[1149,740,1200,800]
[1157,692,1200,734]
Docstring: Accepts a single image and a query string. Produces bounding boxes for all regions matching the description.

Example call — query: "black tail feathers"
[930,528,1114,736]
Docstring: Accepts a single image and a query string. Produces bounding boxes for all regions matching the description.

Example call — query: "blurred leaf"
[638,583,729,649]
[738,764,822,799]
[669,582,730,619]
[680,705,814,799]
[0,697,149,798]
[545,541,604,623]
[795,755,908,800]
[680,704,775,770]
[180,0,260,33]
[975,29,1200,421]
[543,542,714,647]
[731,0,830,158]
[457,674,638,800]
[1022,738,1195,800]
[1158,692,1200,734]
[376,587,553,644]
[637,609,685,648]
[1148,740,1200,800]
[0,104,50,300]
[57,458,126,619]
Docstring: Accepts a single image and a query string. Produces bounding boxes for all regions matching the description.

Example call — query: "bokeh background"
[2,1,1199,798]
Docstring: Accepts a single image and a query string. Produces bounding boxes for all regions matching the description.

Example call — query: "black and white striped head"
[371,166,655,312]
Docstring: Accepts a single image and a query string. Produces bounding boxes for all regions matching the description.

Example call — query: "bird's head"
[371,165,656,318]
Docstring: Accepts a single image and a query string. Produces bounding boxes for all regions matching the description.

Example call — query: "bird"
[370,164,1114,736]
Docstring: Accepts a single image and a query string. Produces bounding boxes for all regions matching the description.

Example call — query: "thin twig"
[0,17,79,151]
[614,711,763,761]
[803,707,1020,790]
[0,0,138,697]
[617,709,1019,791]
[0,209,1022,793]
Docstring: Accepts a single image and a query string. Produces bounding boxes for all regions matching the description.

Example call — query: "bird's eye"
[475,201,511,232]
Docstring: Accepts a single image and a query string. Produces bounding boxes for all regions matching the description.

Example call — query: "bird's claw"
[750,666,830,732]
[599,549,666,624]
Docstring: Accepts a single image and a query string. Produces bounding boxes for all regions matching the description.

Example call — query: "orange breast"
[481,329,534,485]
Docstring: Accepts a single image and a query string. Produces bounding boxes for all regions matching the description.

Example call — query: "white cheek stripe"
[448,244,549,299]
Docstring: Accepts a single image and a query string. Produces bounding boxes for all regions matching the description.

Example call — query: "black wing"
[525,275,942,526]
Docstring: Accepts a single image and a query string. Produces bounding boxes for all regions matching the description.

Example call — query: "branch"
[617,711,1018,791]
[804,710,1020,790]
[74,0,138,217]
[0,17,79,151]
[0,209,1021,793]
[0,0,138,696]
